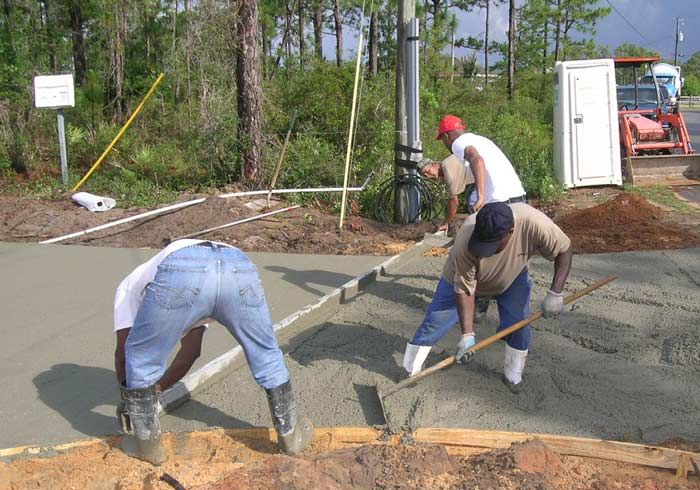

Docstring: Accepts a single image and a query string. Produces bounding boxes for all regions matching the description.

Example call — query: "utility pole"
[674,17,683,67]
[394,0,422,224]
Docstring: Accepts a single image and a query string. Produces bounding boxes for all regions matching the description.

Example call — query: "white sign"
[34,74,75,109]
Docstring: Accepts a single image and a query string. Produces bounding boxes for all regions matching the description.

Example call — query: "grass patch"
[0,171,180,208]
[623,184,697,212]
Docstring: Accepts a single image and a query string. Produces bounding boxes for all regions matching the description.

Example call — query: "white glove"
[455,333,476,364]
[541,290,564,318]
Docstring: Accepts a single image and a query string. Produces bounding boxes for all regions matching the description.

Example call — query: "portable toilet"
[553,59,622,188]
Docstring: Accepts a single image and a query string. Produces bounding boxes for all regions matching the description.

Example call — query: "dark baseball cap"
[468,203,515,257]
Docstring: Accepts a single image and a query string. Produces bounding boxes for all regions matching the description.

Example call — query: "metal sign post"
[34,74,75,186]
[56,108,68,185]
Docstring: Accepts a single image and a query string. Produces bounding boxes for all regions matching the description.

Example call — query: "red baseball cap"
[436,115,465,140]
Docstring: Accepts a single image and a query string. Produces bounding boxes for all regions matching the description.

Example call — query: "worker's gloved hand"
[541,290,564,319]
[455,333,476,364]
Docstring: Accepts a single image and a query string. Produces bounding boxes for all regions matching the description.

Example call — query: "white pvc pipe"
[218,172,374,199]
[174,205,301,240]
[39,198,207,244]
[39,172,374,245]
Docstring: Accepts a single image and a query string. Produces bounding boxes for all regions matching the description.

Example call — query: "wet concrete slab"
[0,242,386,448]
[163,248,700,446]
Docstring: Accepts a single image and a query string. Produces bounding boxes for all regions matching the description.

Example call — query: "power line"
[604,0,653,46]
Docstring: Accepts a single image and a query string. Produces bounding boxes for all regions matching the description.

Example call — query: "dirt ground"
[1,432,697,490]
[555,192,700,253]
[0,186,698,255]
[0,193,431,255]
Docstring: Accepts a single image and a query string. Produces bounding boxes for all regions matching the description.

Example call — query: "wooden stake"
[268,111,297,208]
[677,454,691,479]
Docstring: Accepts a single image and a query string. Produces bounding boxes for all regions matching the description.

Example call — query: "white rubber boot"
[503,344,528,394]
[403,343,432,377]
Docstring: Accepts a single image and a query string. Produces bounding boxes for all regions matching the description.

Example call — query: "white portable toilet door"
[569,66,614,183]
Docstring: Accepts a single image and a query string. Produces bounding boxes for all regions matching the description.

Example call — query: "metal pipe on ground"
[171,205,301,241]
[39,198,207,244]
[371,274,619,425]
[218,172,375,199]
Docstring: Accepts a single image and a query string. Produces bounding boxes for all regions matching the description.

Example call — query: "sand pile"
[557,193,699,253]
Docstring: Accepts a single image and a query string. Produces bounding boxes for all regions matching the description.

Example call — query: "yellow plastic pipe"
[71,73,165,191]
[338,30,364,230]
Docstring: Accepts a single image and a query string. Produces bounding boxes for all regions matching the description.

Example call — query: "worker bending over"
[419,154,473,233]
[114,239,313,464]
[435,115,526,214]
[403,202,573,393]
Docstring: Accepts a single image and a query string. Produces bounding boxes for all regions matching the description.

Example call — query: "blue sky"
[447,0,700,63]
[326,0,700,64]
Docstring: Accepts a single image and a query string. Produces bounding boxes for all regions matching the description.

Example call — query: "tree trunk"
[312,0,323,59]
[333,0,342,66]
[39,0,57,72]
[172,0,179,103]
[368,10,378,77]
[285,0,293,69]
[185,0,192,126]
[484,0,489,87]
[262,16,270,77]
[2,0,15,65]
[507,0,515,99]
[542,21,548,75]
[69,1,87,86]
[298,0,304,69]
[236,0,263,182]
[450,22,455,83]
[562,7,570,61]
[554,0,561,61]
[112,0,127,123]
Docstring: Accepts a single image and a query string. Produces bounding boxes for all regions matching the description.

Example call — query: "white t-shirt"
[113,239,231,332]
[451,133,525,205]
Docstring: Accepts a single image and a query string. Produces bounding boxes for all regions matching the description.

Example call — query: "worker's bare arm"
[551,246,573,294]
[455,290,476,335]
[155,326,206,392]
[439,195,460,231]
[115,328,130,386]
[464,146,486,211]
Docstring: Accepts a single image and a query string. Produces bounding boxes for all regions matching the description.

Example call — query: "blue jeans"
[125,243,290,390]
[410,268,532,350]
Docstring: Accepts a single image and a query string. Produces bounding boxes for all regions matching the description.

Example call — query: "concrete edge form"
[2,426,697,478]
[157,232,452,413]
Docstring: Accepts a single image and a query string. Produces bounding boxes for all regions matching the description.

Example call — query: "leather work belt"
[505,195,526,204]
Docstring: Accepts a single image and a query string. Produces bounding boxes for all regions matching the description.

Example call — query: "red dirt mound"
[556,193,700,253]
[200,440,699,490]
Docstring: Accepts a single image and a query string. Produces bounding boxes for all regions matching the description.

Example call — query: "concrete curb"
[159,232,452,413]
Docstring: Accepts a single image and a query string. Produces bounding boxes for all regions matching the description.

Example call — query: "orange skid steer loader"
[615,57,700,186]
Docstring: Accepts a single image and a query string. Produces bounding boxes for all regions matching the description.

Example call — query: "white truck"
[641,62,683,105]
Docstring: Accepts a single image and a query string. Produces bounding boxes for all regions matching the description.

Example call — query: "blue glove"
[455,333,476,364]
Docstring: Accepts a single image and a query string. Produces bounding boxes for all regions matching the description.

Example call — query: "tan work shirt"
[441,203,571,297]
[441,154,472,197]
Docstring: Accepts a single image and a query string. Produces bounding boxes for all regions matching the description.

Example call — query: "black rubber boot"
[121,385,165,465]
[501,374,524,394]
[265,380,314,455]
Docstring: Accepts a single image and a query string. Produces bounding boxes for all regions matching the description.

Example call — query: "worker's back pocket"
[240,281,265,308]
[148,263,208,310]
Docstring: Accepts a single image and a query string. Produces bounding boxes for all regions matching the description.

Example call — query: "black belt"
[505,195,526,204]
[466,194,526,214]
